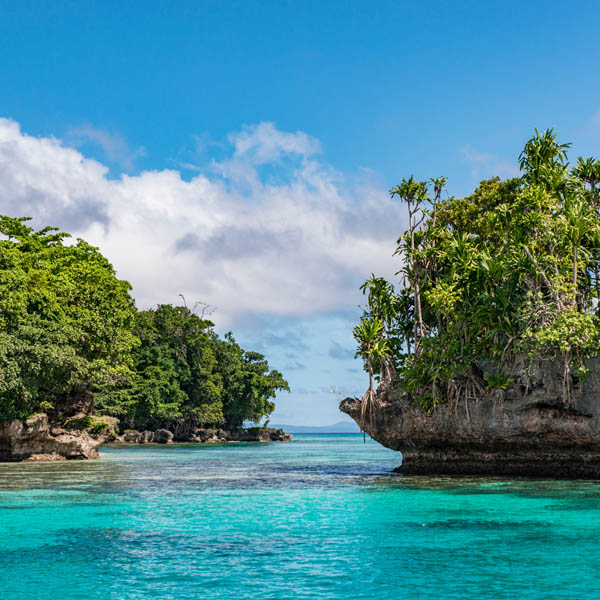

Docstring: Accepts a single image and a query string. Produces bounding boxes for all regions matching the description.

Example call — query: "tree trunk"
[573,245,578,307]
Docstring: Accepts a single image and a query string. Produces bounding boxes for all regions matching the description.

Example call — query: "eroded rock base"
[0,414,117,462]
[340,357,600,479]
[396,447,600,478]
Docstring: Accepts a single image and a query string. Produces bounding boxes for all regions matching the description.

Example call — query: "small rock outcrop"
[0,413,118,462]
[121,430,154,443]
[153,429,174,444]
[340,358,600,478]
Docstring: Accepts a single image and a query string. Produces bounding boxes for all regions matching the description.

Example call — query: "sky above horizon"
[1,1,600,424]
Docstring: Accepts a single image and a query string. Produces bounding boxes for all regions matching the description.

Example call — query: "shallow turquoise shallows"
[1,435,600,599]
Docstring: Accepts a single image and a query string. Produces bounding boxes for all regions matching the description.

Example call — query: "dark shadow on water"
[367,473,600,499]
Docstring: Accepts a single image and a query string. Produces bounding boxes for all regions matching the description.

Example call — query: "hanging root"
[359,388,379,437]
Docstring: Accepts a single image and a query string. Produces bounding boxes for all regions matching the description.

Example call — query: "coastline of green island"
[0,217,289,461]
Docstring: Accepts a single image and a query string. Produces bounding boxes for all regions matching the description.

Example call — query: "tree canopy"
[0,217,289,428]
[0,216,137,422]
[95,305,289,431]
[355,129,600,411]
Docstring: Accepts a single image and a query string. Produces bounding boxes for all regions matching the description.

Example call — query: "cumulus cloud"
[230,122,320,163]
[0,118,111,230]
[0,117,405,328]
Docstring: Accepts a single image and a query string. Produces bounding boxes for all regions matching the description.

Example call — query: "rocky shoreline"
[112,427,292,445]
[0,415,291,462]
[0,413,119,462]
[340,358,600,478]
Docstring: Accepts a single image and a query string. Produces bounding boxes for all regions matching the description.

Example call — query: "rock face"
[0,414,118,462]
[113,427,292,444]
[153,429,174,444]
[340,358,600,478]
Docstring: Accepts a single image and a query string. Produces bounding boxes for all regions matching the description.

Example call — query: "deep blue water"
[0,434,599,599]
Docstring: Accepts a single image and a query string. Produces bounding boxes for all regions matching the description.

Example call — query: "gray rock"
[123,431,142,443]
[141,431,154,443]
[340,356,600,477]
[113,426,290,445]
[153,429,174,444]
[0,413,110,461]
[228,427,292,443]
[120,430,155,443]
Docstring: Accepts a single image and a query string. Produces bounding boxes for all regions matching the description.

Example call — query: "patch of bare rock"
[0,413,118,462]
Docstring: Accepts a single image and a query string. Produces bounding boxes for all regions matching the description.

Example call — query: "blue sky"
[1,1,599,424]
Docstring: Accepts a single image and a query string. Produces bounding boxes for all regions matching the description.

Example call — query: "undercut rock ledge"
[340,358,600,478]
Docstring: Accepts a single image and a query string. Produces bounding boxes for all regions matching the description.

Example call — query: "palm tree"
[519,128,571,189]
[572,157,600,195]
[360,274,396,336]
[353,317,383,437]
[563,194,598,305]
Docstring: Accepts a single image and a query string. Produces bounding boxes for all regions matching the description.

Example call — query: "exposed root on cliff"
[359,388,379,440]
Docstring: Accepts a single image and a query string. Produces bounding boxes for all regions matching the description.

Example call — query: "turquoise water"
[1,434,599,599]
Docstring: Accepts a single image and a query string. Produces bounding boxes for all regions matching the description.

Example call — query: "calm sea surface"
[0,434,599,599]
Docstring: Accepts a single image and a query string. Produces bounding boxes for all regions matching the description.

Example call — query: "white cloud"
[67,123,146,171]
[230,122,320,163]
[0,118,405,328]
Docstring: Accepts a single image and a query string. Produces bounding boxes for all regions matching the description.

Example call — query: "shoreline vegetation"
[345,130,600,477]
[0,216,289,461]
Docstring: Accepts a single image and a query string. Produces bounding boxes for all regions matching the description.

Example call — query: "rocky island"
[343,130,600,477]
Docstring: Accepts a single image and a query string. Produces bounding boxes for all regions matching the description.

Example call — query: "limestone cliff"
[340,358,600,477]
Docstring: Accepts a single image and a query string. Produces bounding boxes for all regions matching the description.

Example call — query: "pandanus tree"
[563,194,597,297]
[519,128,571,189]
[573,157,600,197]
[572,157,600,302]
[352,316,382,433]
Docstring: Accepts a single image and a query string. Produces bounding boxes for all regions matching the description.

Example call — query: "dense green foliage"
[0,217,288,428]
[0,217,137,422]
[355,130,600,410]
[95,305,289,430]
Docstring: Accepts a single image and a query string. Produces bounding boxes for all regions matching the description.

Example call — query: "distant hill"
[270,421,360,434]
